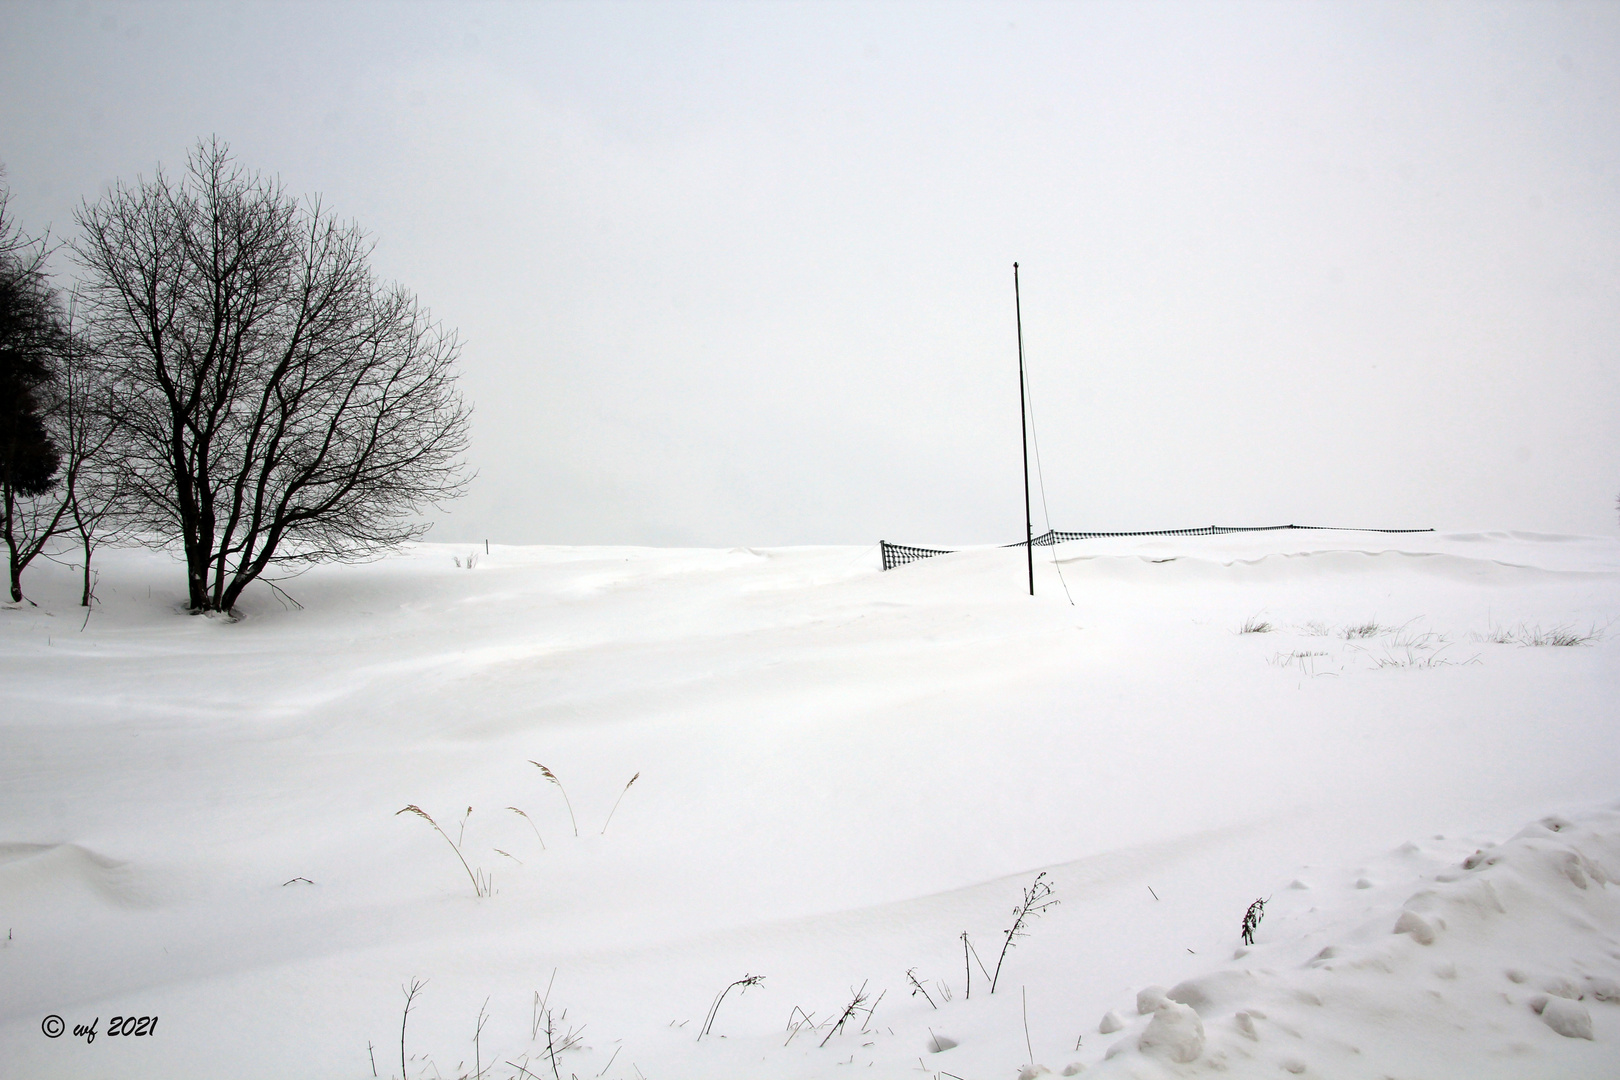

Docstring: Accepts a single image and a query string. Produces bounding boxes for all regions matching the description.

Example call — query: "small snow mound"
[1506,969,1528,983]
[1588,976,1620,1002]
[0,841,148,909]
[1538,997,1595,1040]
[926,1033,958,1053]
[1281,1059,1307,1074]
[1018,1066,1053,1079]
[1354,877,1373,889]
[1393,910,1437,944]
[1168,971,1255,1015]
[1137,1001,1205,1063]
[1167,979,1210,1012]
[1543,977,1584,1000]
[1061,1063,1085,1076]
[1136,985,1170,1014]
[1234,1011,1259,1041]
[1098,1011,1123,1034]
[1288,879,1309,890]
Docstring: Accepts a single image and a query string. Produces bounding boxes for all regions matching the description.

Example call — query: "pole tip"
[1013,261,1019,269]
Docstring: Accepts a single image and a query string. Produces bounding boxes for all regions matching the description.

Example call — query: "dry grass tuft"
[396,804,493,897]
[1474,621,1604,647]
[530,762,579,837]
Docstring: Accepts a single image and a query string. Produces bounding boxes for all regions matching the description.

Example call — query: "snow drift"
[0,530,1616,1079]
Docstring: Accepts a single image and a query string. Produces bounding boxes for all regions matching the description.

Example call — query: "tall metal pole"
[1015,262,1034,596]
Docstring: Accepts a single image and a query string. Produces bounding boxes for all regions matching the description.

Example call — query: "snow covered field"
[2,530,1618,1079]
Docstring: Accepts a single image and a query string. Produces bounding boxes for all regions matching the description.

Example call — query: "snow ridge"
[1080,805,1620,1079]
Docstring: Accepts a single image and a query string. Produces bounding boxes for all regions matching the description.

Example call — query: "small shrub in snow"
[1238,615,1274,634]
[991,872,1058,994]
[819,980,876,1047]
[698,973,764,1041]
[1240,897,1267,945]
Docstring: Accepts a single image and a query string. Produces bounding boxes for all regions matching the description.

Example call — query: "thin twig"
[532,968,557,1039]
[401,978,426,1080]
[1022,985,1033,1066]
[474,996,490,1080]
[820,981,869,1048]
[860,989,886,1033]
[906,968,937,1009]
[783,1007,818,1046]
[961,931,973,1000]
[967,936,991,984]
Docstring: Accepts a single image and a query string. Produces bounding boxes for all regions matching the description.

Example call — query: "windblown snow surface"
[1,531,1618,1080]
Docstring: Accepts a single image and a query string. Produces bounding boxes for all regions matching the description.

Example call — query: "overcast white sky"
[3,1,1617,545]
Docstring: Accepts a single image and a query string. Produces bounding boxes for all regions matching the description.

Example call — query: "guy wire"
[1021,352,1075,606]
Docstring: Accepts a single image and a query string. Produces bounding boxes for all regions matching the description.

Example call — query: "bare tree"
[55,294,134,608]
[73,138,471,614]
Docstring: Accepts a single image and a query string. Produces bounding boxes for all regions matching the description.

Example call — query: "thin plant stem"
[600,772,639,834]
[508,806,545,851]
[530,762,578,837]
[401,978,426,1080]
[397,805,485,896]
[1023,985,1033,1065]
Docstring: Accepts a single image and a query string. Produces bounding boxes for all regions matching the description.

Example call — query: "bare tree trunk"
[79,539,93,607]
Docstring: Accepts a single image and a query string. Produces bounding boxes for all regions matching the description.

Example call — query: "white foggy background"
[2,0,1617,546]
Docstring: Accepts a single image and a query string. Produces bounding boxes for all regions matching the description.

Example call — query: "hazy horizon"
[4,0,1617,546]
